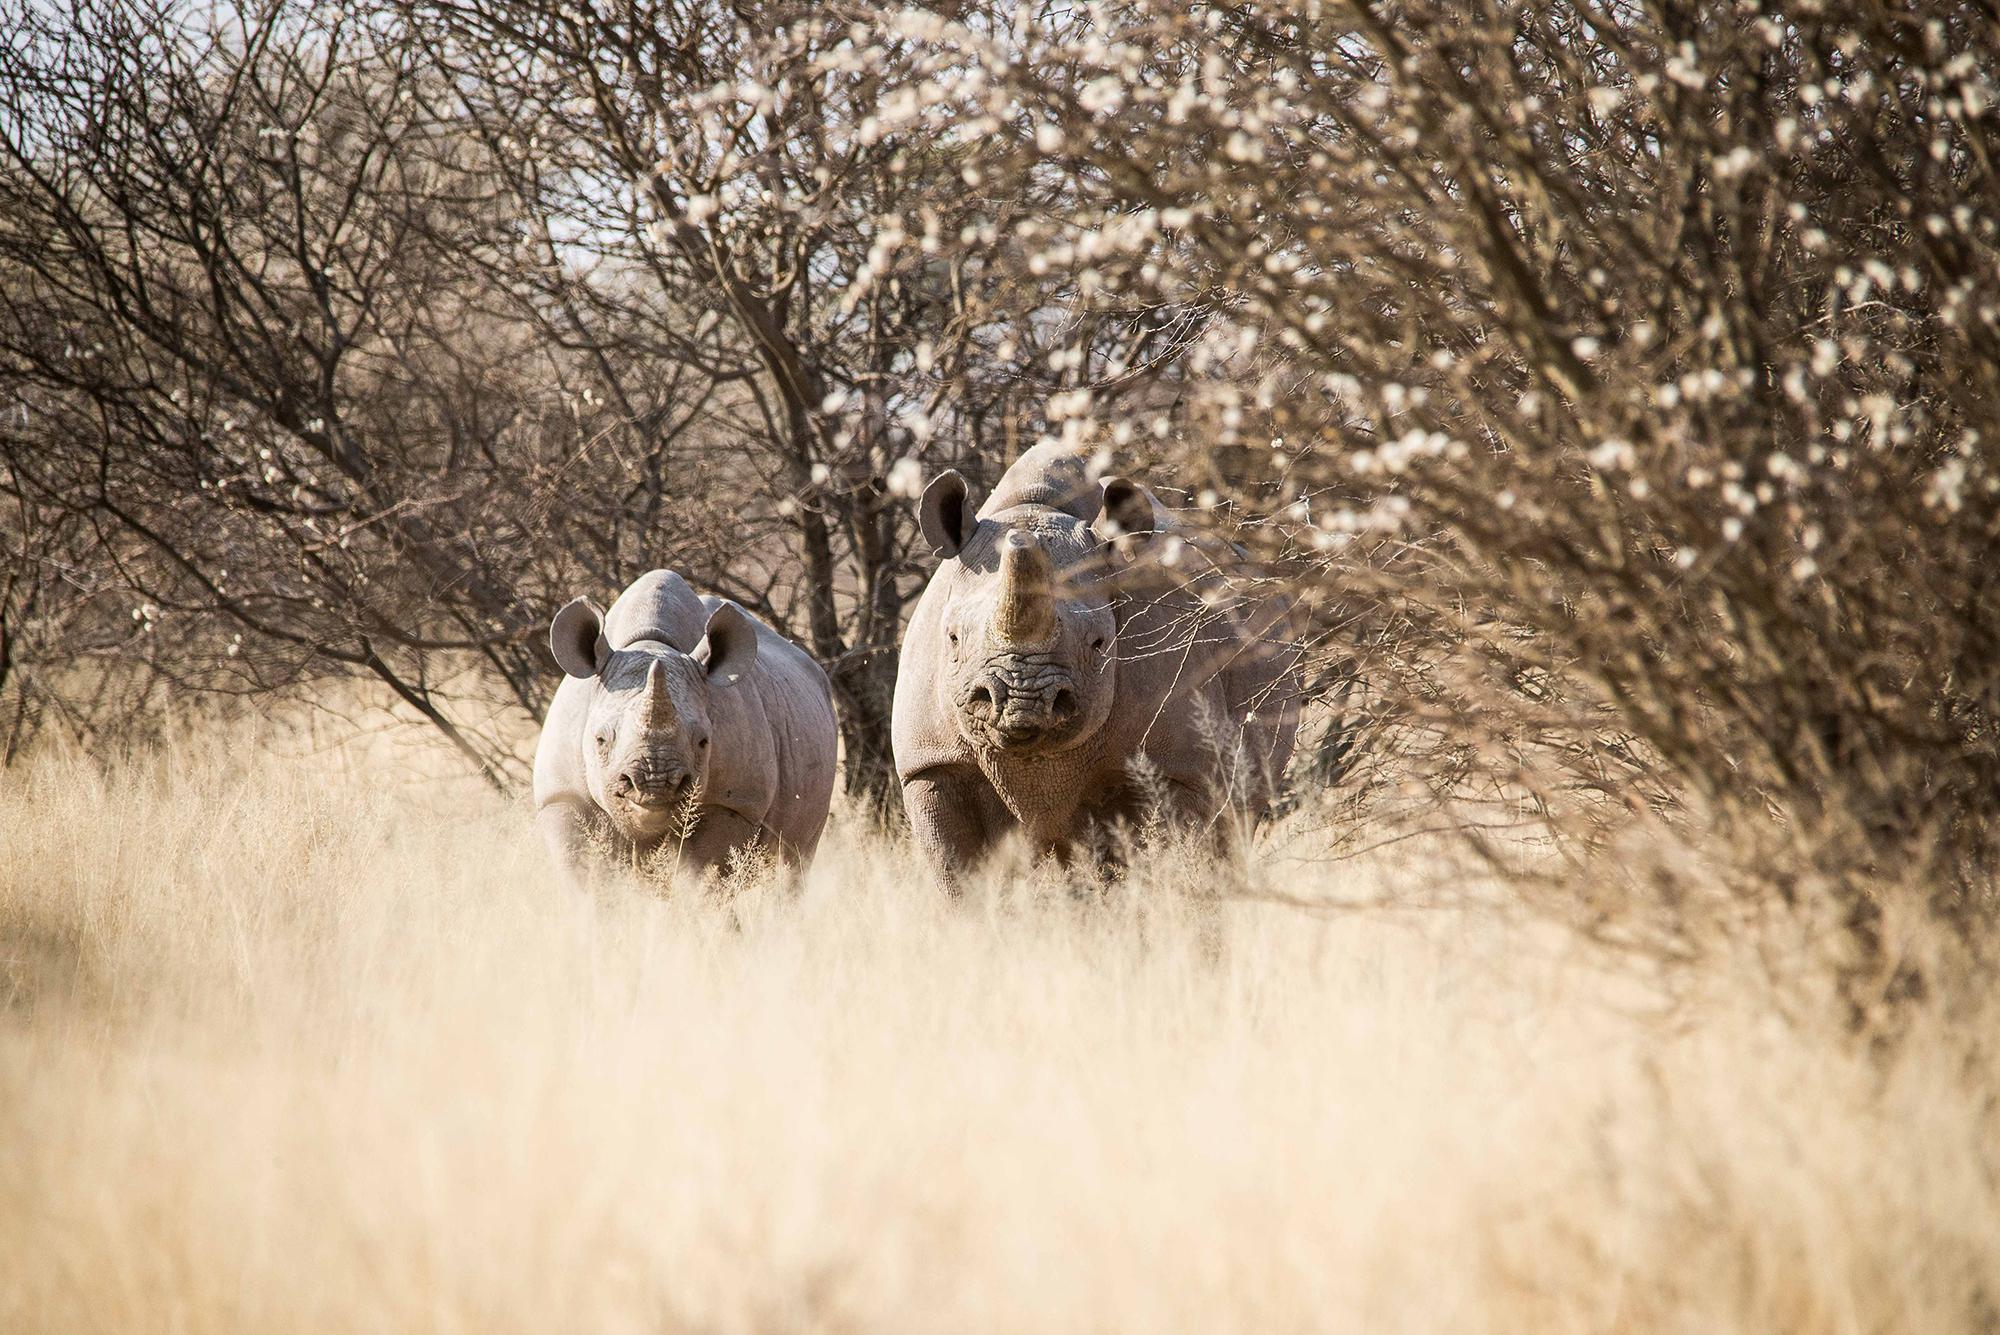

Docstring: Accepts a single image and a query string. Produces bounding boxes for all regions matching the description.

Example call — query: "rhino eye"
[1090,636,1107,653]
[594,731,612,754]
[696,735,709,750]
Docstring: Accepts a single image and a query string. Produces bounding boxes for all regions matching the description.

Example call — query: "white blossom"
[887,457,925,499]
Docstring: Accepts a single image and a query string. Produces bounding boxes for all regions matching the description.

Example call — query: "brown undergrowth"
[1,720,1995,1333]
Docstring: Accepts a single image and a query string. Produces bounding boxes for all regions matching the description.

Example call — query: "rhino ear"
[1093,476,1167,543]
[693,602,759,686]
[918,469,979,559]
[550,597,609,679]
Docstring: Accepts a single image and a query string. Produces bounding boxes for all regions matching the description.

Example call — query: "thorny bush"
[827,0,2000,984]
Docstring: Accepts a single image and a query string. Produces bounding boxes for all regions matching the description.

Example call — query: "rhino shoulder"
[532,674,594,810]
[891,583,973,781]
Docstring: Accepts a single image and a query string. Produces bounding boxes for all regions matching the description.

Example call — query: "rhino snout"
[960,657,1081,747]
[612,762,694,809]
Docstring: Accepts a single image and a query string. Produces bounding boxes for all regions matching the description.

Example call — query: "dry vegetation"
[6,0,2000,1325]
[3,717,1997,1333]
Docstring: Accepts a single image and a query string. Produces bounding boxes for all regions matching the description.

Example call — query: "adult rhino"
[892,444,1303,886]
[533,570,838,883]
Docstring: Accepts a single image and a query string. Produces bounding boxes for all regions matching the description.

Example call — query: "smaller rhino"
[532,570,838,883]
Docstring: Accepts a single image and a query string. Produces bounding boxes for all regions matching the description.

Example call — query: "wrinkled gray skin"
[533,570,838,885]
[892,445,1304,888]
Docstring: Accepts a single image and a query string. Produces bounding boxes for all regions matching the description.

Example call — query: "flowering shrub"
[829,0,2000,955]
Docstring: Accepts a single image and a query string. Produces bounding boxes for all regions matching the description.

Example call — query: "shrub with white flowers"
[837,0,2000,971]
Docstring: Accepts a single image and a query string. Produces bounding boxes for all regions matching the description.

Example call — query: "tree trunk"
[831,652,900,812]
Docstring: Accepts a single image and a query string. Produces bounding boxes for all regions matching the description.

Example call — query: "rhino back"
[979,443,1103,520]
[603,569,708,651]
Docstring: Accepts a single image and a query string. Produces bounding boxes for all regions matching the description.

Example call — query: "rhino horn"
[642,658,678,729]
[992,530,1058,647]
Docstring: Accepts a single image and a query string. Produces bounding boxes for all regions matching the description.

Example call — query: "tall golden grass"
[2,721,1996,1333]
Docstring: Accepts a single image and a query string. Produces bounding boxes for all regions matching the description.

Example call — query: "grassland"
[2,722,1995,1333]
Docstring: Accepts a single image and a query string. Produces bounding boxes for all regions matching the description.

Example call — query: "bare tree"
[0,0,747,780]
[397,0,1200,799]
[0,0,1184,799]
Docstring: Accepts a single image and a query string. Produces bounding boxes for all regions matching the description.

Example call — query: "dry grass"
[2,723,1996,1334]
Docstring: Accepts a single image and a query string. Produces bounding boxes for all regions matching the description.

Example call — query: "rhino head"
[548,596,758,840]
[916,466,1166,756]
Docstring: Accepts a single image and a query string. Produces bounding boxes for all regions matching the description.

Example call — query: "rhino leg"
[902,768,1010,893]
[537,800,605,891]
[1082,775,1235,854]
[673,807,769,880]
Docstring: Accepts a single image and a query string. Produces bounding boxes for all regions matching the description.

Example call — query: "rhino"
[892,444,1303,886]
[533,569,838,883]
